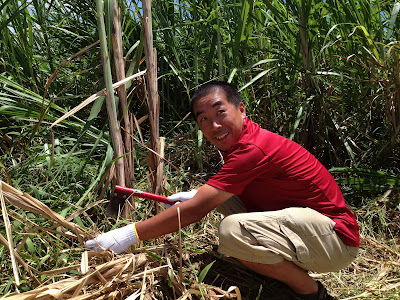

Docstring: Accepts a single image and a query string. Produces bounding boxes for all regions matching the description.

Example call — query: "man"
[86,81,359,300]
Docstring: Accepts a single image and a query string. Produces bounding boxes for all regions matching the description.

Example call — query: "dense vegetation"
[0,0,399,299]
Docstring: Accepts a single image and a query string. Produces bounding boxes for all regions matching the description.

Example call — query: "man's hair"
[190,81,243,119]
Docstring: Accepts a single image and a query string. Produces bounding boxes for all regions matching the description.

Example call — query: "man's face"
[193,90,246,152]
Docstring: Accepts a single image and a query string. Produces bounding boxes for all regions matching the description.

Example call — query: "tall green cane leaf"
[233,0,252,67]
[386,2,400,41]
[330,168,400,192]
[326,108,356,167]
[289,95,314,140]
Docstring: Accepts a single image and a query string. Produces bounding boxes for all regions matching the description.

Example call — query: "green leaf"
[145,251,163,262]
[26,237,35,255]
[386,2,400,41]
[198,260,215,284]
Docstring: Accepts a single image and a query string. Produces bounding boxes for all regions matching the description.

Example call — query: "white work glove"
[85,223,139,254]
[165,189,197,208]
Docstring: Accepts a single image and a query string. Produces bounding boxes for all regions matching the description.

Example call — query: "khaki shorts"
[216,196,358,273]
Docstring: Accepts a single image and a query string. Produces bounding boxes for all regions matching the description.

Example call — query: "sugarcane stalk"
[111,0,134,187]
[96,0,126,206]
[143,0,163,202]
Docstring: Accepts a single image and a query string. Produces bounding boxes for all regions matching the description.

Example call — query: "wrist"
[132,223,141,242]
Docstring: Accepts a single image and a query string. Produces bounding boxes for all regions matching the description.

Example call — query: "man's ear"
[239,102,246,118]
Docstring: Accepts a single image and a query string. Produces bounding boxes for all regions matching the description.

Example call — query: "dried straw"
[0,182,20,286]
[0,181,242,299]
[1,181,87,243]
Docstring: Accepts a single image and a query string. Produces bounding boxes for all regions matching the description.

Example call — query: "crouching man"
[86,81,359,300]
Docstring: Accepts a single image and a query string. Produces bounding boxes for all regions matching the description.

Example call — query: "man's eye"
[217,110,224,115]
[200,117,207,122]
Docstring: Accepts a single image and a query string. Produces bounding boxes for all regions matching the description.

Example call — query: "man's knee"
[217,213,289,265]
[218,214,241,242]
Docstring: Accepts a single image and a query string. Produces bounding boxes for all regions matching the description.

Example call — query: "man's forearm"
[135,199,208,241]
[135,184,233,241]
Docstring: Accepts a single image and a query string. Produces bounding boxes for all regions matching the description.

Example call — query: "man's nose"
[211,119,222,129]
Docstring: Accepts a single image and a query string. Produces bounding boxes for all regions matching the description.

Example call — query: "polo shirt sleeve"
[206,143,273,195]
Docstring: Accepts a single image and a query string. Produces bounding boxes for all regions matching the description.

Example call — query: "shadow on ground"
[190,250,294,300]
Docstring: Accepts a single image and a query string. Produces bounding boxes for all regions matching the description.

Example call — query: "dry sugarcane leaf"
[123,290,141,300]
[0,182,20,286]
[3,191,48,219]
[71,275,90,298]
[225,286,242,300]
[139,266,148,300]
[367,264,389,286]
[35,289,64,300]
[22,192,85,236]
[0,184,180,300]
[81,251,89,274]
[1,181,87,241]
[132,114,148,144]
[204,285,242,299]
[50,70,146,129]
[2,254,144,299]
[0,182,241,300]
[381,281,400,291]
[2,279,77,300]
[38,265,81,276]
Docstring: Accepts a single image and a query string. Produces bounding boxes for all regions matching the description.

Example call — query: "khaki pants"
[216,196,358,273]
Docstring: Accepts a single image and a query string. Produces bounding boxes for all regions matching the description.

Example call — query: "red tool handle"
[114,185,174,205]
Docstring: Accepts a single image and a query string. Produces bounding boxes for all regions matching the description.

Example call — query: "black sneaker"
[293,281,335,300]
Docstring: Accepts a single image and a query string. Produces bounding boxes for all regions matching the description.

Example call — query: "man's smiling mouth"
[215,133,228,140]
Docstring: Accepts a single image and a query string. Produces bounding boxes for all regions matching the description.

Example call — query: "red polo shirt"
[207,117,360,247]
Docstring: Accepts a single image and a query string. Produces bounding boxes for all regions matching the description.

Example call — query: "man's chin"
[215,144,230,152]
[211,137,233,151]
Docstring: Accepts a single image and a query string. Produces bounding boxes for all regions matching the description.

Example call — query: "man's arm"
[85,184,233,253]
[135,184,233,241]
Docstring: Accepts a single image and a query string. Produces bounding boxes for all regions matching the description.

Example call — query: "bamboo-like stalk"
[142,0,163,202]
[177,207,183,285]
[156,137,165,196]
[298,4,312,97]
[192,0,204,173]
[96,0,126,197]
[216,1,223,77]
[111,0,134,188]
